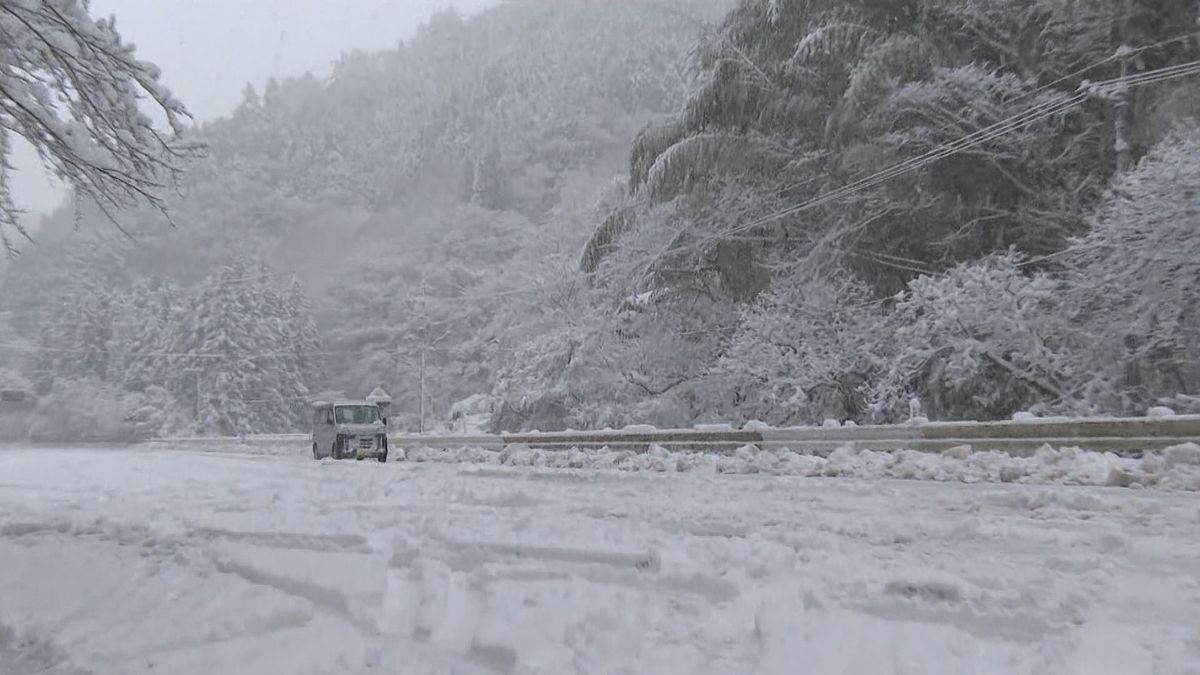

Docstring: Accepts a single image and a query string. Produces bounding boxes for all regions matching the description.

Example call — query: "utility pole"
[184,367,203,431]
[1113,0,1135,173]
[415,333,452,435]
[1114,44,1134,173]
[417,274,428,435]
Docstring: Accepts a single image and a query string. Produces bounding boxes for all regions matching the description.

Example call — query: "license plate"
[356,448,370,459]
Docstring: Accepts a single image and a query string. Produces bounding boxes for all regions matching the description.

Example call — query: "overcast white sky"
[9,0,499,217]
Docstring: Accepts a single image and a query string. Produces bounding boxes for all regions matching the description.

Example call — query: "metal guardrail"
[150,415,1200,457]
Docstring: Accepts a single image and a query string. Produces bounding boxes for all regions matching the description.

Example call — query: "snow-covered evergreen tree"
[251,266,312,430]
[186,263,257,435]
[36,285,113,388]
[283,276,323,398]
[138,282,186,395]
[108,281,161,391]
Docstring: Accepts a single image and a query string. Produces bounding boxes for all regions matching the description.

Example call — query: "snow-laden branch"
[0,0,201,254]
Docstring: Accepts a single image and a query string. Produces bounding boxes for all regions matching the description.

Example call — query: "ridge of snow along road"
[398,443,1200,491]
[146,414,1200,492]
[143,438,1200,492]
[153,413,1200,455]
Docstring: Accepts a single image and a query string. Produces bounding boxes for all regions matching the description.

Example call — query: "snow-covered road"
[1,447,1198,675]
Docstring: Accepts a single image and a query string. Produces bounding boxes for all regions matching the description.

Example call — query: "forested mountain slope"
[561,0,1200,429]
[3,0,1199,438]
[0,0,733,436]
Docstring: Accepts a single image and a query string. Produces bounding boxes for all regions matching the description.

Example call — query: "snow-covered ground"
[2,446,1199,674]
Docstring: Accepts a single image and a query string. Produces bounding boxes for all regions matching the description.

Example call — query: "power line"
[612,52,1200,280]
[1087,58,1200,93]
[740,95,1086,229]
[771,56,1200,228]
[1021,32,1197,103]
[615,95,1085,277]
[0,338,528,360]
[753,32,1198,206]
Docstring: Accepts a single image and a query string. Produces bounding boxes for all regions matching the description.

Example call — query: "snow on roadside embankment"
[403,442,1200,491]
[142,436,1200,491]
[143,435,307,457]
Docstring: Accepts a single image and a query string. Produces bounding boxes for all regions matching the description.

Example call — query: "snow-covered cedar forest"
[2,0,1200,440]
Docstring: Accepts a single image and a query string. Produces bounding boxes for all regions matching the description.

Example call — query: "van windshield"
[334,405,380,425]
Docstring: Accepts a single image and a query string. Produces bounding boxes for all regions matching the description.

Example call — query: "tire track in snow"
[192,527,373,554]
[1,515,375,557]
[378,552,519,673]
[202,536,520,672]
[2,514,394,668]
[403,531,663,573]
[377,530,745,672]
[211,558,370,630]
[0,625,91,675]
